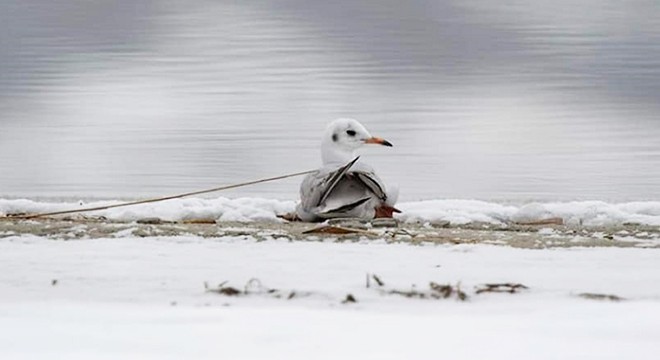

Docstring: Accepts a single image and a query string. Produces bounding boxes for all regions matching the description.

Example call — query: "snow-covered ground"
[2,197,660,226]
[1,235,660,359]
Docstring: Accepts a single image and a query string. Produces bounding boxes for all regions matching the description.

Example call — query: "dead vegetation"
[342,294,357,304]
[577,293,625,302]
[45,273,632,305]
[302,224,376,235]
[366,273,470,301]
[200,276,630,304]
[204,281,242,296]
[475,283,529,294]
[204,279,306,300]
[385,281,469,301]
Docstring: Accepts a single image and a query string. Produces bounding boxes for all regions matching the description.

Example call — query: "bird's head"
[321,118,392,164]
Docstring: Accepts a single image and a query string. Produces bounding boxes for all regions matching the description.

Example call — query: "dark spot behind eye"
[332,133,338,142]
[346,130,356,136]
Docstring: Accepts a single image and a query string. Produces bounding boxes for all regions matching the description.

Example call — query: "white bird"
[295,118,399,222]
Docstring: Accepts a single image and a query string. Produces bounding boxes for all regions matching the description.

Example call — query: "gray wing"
[297,157,362,221]
[317,156,361,205]
[297,157,390,221]
[353,172,387,202]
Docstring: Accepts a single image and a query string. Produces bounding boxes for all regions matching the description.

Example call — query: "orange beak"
[364,137,393,147]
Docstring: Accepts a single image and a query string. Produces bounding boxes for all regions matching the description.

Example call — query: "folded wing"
[297,157,392,221]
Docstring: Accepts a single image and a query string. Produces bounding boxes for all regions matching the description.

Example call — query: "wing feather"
[320,196,371,216]
[317,156,360,206]
[353,172,387,201]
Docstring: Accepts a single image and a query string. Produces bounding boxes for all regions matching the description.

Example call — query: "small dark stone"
[137,217,162,225]
[342,294,357,304]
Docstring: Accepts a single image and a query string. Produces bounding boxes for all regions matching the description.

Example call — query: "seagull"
[295,118,400,222]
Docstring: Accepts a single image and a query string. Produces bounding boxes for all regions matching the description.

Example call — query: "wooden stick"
[4,170,315,220]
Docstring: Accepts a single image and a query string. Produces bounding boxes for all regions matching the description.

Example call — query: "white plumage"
[296,118,399,222]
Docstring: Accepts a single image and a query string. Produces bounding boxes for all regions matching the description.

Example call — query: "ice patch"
[0,197,296,223]
[514,201,660,226]
[1,197,660,226]
[397,199,517,225]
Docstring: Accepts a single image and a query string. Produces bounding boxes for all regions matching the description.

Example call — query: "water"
[1,0,659,201]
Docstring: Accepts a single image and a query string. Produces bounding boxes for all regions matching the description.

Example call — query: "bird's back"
[297,161,388,221]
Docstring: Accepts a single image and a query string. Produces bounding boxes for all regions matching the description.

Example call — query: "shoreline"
[2,217,659,249]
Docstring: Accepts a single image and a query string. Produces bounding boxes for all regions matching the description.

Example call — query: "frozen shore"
[2,196,660,248]
[1,216,660,249]
[2,196,660,359]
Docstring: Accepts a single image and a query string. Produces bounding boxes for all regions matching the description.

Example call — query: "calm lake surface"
[1,0,659,201]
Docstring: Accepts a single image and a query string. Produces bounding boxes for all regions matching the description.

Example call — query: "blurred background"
[1,0,659,201]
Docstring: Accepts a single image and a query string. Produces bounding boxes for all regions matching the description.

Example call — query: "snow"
[0,197,296,223]
[3,197,660,226]
[1,235,660,359]
[399,199,518,224]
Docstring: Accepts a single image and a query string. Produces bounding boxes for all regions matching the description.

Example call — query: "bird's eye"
[346,130,356,136]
